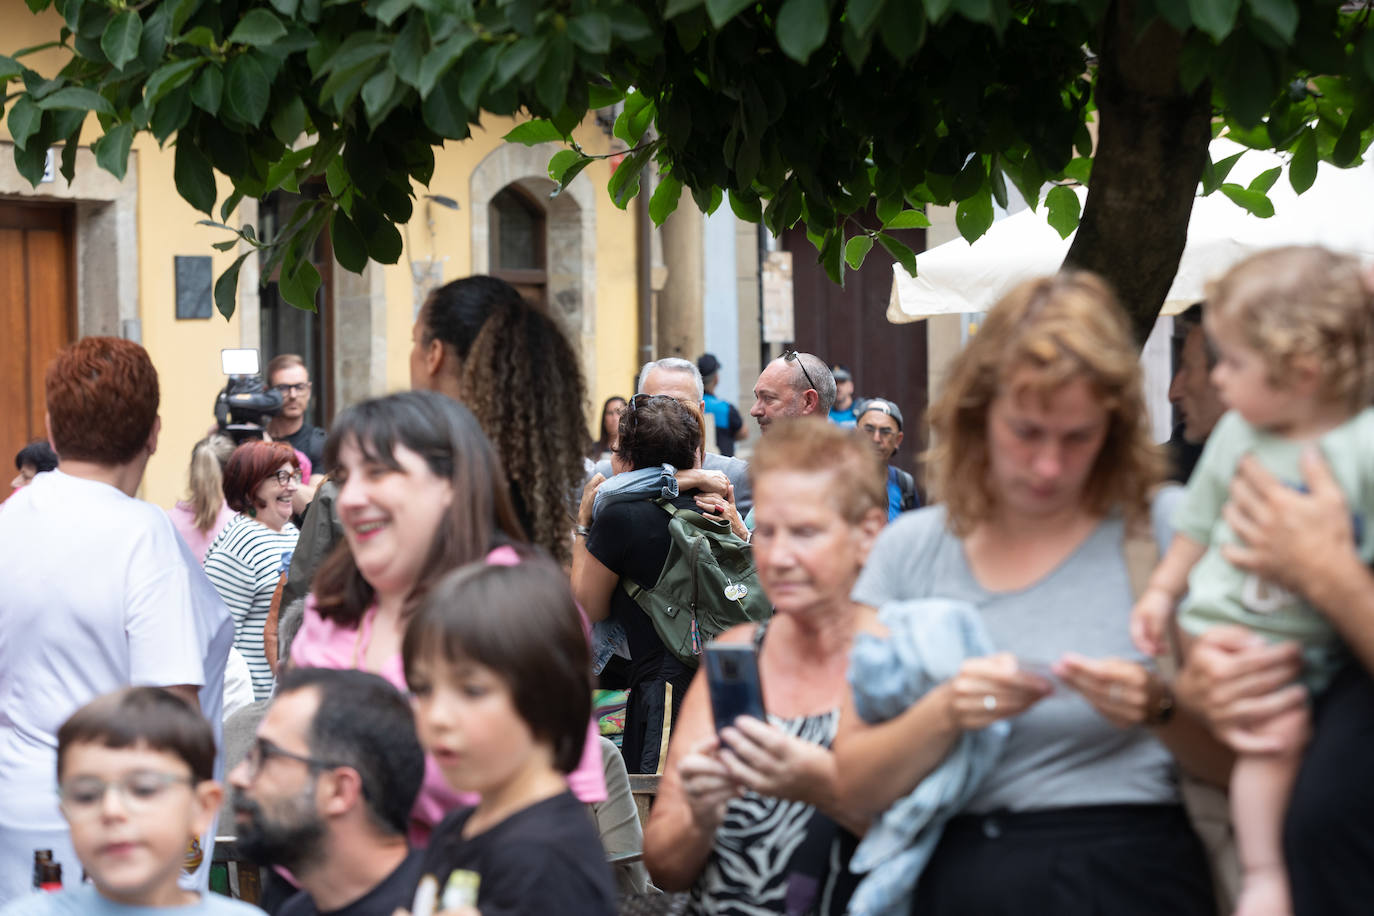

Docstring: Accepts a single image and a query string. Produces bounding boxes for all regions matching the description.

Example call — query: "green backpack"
[621,498,773,667]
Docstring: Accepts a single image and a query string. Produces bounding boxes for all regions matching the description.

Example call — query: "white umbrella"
[889,139,1374,323]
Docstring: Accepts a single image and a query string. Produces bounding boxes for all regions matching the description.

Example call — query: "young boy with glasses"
[0,688,258,915]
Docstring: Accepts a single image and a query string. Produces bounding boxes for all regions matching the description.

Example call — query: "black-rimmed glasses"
[240,738,348,780]
[783,349,818,393]
[274,382,311,396]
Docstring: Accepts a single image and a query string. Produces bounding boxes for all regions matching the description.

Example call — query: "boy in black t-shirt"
[399,562,616,916]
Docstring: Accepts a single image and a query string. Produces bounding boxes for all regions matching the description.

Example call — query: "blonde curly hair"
[1207,246,1374,411]
[926,271,1164,536]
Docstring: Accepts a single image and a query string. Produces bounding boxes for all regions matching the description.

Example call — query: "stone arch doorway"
[470,142,596,378]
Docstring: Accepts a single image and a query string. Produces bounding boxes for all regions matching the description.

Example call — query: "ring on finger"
[983,694,997,711]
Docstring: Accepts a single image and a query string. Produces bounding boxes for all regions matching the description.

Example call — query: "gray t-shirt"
[852,503,1180,814]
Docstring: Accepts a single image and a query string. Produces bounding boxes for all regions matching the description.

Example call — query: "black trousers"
[1286,663,1374,915]
[621,670,692,775]
[910,804,1214,916]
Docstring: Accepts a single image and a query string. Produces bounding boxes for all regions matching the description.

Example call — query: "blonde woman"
[167,434,236,563]
[833,273,1228,915]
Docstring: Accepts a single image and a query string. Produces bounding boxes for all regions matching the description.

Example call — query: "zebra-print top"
[687,624,860,916]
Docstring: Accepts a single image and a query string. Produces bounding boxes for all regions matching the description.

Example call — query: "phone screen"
[704,644,766,733]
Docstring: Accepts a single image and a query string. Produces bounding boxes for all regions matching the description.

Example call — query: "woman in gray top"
[833,273,1228,915]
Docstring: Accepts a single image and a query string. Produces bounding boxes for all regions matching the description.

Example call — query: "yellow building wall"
[5,7,642,508]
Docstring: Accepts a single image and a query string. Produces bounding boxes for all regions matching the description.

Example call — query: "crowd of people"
[3,248,1374,916]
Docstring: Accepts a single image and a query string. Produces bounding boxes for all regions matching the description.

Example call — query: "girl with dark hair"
[588,396,628,462]
[572,395,714,774]
[289,391,606,842]
[410,275,589,566]
[204,440,302,700]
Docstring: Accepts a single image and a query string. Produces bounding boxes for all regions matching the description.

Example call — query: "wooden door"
[0,200,75,468]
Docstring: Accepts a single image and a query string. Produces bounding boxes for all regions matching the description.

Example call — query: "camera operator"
[265,354,326,512]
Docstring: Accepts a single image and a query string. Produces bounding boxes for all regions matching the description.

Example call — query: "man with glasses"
[266,354,327,511]
[857,398,920,520]
[750,349,836,434]
[228,667,426,916]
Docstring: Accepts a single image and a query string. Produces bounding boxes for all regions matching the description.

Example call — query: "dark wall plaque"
[175,255,213,320]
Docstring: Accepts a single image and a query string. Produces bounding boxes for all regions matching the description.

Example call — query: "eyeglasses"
[860,424,898,440]
[274,382,311,396]
[240,738,347,781]
[783,349,818,393]
[272,469,304,487]
[58,771,194,820]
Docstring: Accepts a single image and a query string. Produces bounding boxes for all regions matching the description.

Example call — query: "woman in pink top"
[166,433,236,563]
[290,391,605,843]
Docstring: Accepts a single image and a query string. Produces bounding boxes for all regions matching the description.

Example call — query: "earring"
[184,836,204,872]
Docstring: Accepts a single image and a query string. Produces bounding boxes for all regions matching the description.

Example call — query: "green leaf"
[568,13,612,54]
[728,188,762,222]
[174,138,217,215]
[150,83,193,142]
[587,83,625,108]
[878,232,919,278]
[262,145,311,192]
[649,174,684,225]
[93,122,134,180]
[607,141,657,209]
[226,53,270,124]
[552,155,593,194]
[777,0,830,64]
[845,0,887,39]
[177,27,216,49]
[1219,182,1275,218]
[330,208,368,273]
[493,36,546,90]
[955,188,994,242]
[1245,0,1297,43]
[1061,157,1092,184]
[504,119,565,146]
[1045,185,1081,238]
[270,95,305,145]
[389,15,425,89]
[885,209,931,229]
[421,69,470,139]
[228,9,288,47]
[666,0,705,16]
[361,69,396,123]
[844,233,874,270]
[1248,165,1280,194]
[221,189,246,223]
[547,149,584,183]
[1289,128,1316,193]
[875,196,902,224]
[1152,0,1190,31]
[1201,150,1244,195]
[1187,0,1239,41]
[279,258,322,310]
[101,10,142,70]
[706,0,755,28]
[0,54,22,81]
[215,253,250,320]
[7,96,42,149]
[416,28,476,96]
[190,65,223,115]
[35,86,115,116]
[358,211,403,264]
[144,57,204,106]
[370,0,414,26]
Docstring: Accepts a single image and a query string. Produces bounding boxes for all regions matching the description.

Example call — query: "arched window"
[489,185,547,307]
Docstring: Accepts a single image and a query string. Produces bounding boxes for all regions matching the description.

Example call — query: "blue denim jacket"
[846,598,1010,916]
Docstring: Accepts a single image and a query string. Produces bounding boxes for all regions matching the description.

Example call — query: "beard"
[232,792,327,873]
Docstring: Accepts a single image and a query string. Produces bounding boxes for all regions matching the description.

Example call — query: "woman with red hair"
[204,440,301,700]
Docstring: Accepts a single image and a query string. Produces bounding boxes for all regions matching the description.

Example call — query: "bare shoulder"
[853,604,889,638]
[712,622,760,645]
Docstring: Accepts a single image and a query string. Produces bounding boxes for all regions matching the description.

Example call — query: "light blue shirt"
[0,885,262,916]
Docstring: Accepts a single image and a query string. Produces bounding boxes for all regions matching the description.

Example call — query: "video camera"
[215,349,284,444]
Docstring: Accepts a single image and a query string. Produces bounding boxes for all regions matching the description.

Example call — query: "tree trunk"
[1064,0,1213,347]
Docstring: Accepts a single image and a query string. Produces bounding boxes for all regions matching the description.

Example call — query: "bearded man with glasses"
[228,668,426,916]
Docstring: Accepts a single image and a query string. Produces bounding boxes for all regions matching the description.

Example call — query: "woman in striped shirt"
[204,440,301,700]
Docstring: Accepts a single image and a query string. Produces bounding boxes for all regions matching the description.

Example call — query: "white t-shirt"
[0,884,260,915]
[0,471,233,905]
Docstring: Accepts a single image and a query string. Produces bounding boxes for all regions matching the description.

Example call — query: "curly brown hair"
[420,277,588,565]
[927,271,1164,536]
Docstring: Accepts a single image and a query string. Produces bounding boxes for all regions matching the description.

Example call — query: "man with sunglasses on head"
[857,397,921,521]
[228,667,426,916]
[750,349,835,434]
[266,354,327,511]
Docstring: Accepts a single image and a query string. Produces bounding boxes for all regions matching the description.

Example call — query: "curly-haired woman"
[204,440,301,700]
[411,276,588,566]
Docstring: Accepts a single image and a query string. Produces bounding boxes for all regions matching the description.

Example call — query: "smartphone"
[704,644,766,733]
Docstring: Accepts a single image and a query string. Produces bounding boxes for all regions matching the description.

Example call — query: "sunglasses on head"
[783,348,818,393]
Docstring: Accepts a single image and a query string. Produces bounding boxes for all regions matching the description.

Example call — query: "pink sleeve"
[289,594,351,670]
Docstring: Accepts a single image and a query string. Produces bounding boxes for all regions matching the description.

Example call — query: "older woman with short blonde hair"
[833,272,1226,916]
